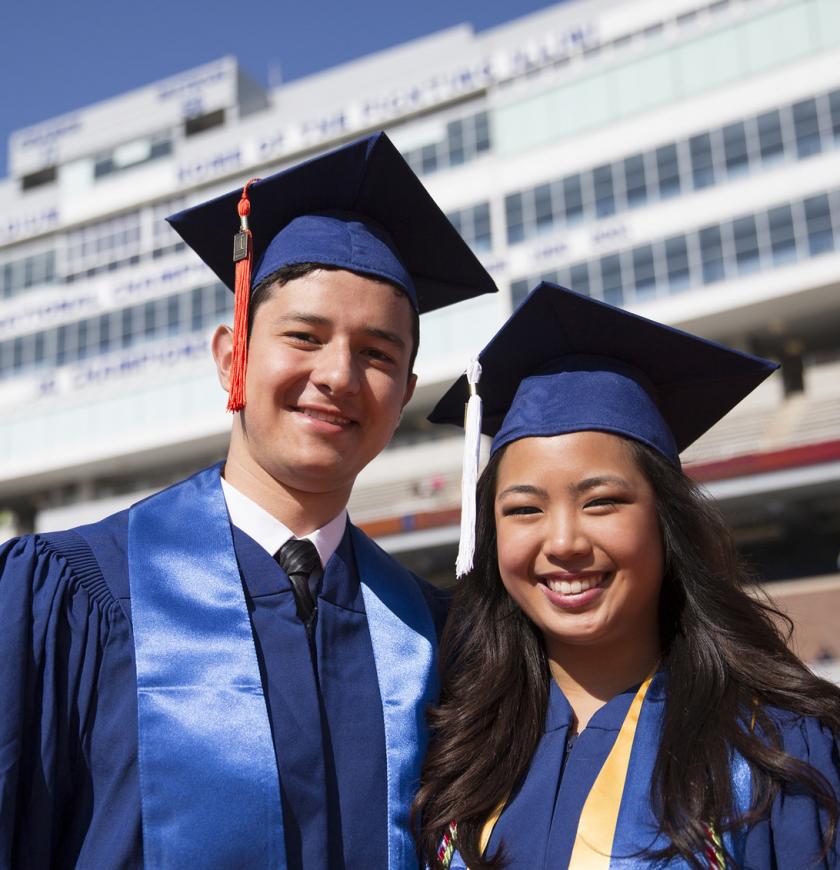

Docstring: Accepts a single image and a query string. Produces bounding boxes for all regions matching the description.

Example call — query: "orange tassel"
[226,178,260,412]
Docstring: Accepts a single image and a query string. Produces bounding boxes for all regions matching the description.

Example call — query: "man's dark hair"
[248,263,420,375]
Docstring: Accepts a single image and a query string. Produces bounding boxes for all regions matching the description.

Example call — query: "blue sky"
[0,0,563,179]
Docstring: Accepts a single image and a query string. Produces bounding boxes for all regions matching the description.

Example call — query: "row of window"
[505,87,840,245]
[510,191,839,308]
[401,111,491,177]
[3,187,838,380]
[0,283,231,378]
[1,250,56,299]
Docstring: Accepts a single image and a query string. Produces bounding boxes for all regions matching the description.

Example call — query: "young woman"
[415,283,840,869]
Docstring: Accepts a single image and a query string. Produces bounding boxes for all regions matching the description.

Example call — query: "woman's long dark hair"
[413,439,840,869]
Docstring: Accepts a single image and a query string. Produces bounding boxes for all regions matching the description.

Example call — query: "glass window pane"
[144,301,157,336]
[767,205,797,264]
[689,133,715,189]
[632,244,657,298]
[665,235,690,291]
[803,194,834,255]
[475,112,491,152]
[563,174,584,223]
[655,144,680,198]
[757,109,784,163]
[792,98,821,158]
[599,254,623,305]
[56,325,68,365]
[829,90,840,144]
[421,144,438,174]
[98,313,112,353]
[569,262,590,296]
[722,122,749,176]
[733,216,761,274]
[593,164,616,218]
[77,320,90,360]
[505,193,525,244]
[623,154,647,208]
[473,203,492,249]
[511,279,530,308]
[122,307,134,347]
[167,295,180,334]
[447,119,465,166]
[699,225,725,283]
[534,184,555,231]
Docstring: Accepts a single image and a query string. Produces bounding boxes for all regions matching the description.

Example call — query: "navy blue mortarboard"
[167,131,498,409]
[429,283,779,575]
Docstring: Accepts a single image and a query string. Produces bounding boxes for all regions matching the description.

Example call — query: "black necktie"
[275,538,321,628]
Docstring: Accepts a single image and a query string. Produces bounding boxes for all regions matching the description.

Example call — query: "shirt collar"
[220,476,348,568]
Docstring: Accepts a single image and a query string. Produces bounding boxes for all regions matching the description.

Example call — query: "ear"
[401,372,417,410]
[211,325,234,393]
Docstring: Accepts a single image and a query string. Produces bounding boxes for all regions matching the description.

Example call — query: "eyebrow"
[497,476,632,500]
[573,475,632,493]
[497,483,548,500]
[278,312,406,350]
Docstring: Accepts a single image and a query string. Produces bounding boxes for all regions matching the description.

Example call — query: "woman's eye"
[584,497,623,509]
[501,505,541,517]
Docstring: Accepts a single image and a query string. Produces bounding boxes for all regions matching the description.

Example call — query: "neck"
[223,454,352,536]
[547,631,659,733]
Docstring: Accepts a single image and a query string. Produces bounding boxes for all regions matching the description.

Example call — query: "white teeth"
[548,576,600,595]
[301,408,351,425]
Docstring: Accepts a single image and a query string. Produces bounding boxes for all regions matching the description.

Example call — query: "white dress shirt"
[220,477,348,568]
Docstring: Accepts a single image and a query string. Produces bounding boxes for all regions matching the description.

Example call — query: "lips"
[294,406,356,427]
[541,573,606,595]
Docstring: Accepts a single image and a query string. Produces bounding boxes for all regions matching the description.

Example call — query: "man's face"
[217,268,417,498]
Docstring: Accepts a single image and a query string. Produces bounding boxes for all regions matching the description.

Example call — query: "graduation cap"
[429,282,778,576]
[167,132,498,410]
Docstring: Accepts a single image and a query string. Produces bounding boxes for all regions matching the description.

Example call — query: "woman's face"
[494,431,664,658]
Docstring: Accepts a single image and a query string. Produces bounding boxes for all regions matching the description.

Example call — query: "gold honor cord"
[568,672,655,869]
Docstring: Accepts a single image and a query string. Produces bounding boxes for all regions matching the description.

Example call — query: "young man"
[0,134,496,869]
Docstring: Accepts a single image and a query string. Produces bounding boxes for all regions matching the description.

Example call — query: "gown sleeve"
[0,534,131,868]
[744,712,840,869]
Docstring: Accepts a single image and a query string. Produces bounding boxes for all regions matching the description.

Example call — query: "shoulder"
[763,706,840,768]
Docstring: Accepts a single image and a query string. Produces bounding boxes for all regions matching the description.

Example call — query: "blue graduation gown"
[0,466,446,869]
[452,675,840,869]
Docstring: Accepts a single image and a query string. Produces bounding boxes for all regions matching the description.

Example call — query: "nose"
[543,507,591,563]
[312,339,361,397]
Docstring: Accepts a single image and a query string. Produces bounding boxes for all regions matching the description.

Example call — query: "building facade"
[2,0,839,632]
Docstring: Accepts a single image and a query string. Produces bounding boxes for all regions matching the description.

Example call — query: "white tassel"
[455,358,483,578]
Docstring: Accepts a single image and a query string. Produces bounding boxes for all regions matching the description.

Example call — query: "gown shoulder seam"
[36,530,121,612]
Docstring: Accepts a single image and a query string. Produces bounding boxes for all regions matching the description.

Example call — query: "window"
[0,250,56,298]
[420,144,438,175]
[829,90,840,144]
[21,166,58,191]
[632,244,657,298]
[569,262,591,296]
[623,154,647,208]
[767,205,797,264]
[534,184,555,232]
[699,225,725,283]
[563,174,585,223]
[757,110,784,164]
[792,99,821,158]
[689,133,715,189]
[447,202,492,251]
[505,193,525,244]
[722,122,749,176]
[593,165,616,217]
[655,144,680,198]
[599,254,623,305]
[732,215,761,274]
[511,279,530,308]
[664,235,690,291]
[185,109,225,137]
[803,195,834,255]
[446,119,465,166]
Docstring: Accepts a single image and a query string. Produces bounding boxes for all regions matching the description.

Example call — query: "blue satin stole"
[485,673,751,869]
[128,466,438,869]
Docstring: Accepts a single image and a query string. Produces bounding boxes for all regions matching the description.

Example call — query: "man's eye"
[365,348,395,364]
[285,332,319,344]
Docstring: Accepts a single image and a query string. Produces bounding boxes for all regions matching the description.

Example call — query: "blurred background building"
[1,0,838,672]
